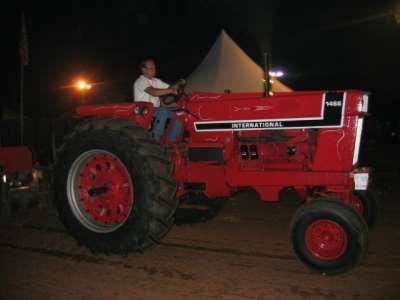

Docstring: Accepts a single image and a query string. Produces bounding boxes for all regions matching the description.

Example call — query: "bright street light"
[74,79,92,104]
[76,80,92,91]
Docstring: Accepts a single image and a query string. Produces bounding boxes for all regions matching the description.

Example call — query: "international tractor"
[54,89,377,275]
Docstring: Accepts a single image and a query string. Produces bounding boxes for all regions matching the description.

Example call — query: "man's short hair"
[140,58,155,71]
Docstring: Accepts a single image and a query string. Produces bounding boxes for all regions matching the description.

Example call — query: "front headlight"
[354,172,369,190]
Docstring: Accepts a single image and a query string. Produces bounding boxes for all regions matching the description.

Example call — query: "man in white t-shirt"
[133,59,182,142]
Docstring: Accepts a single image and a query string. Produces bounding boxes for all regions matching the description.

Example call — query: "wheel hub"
[305,219,348,260]
[67,150,134,232]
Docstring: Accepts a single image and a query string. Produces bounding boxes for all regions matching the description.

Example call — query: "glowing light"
[75,80,92,91]
[77,81,86,90]
[2,174,6,183]
[269,70,285,78]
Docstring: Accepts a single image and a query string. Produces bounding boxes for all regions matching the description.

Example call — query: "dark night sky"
[2,0,399,119]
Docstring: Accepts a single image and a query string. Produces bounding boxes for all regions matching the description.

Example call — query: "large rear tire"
[55,117,178,254]
[290,200,368,275]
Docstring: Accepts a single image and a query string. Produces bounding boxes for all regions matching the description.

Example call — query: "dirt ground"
[1,172,400,300]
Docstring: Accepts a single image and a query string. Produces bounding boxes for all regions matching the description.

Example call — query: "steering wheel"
[161,79,187,106]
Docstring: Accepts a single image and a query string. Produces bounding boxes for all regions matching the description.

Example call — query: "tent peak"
[186,29,292,93]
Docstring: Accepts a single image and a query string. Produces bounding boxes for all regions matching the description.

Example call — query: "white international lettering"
[229,121,284,129]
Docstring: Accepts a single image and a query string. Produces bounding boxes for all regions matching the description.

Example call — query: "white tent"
[186,30,292,93]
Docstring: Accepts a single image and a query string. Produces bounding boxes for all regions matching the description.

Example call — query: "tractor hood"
[183,90,367,132]
[76,102,153,129]
[76,103,137,118]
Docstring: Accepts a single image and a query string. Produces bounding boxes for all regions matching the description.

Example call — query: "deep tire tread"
[290,199,368,275]
[55,117,178,254]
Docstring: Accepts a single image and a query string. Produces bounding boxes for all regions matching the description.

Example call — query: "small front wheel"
[290,200,368,275]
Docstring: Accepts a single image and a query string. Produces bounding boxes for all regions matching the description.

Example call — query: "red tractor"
[55,89,376,275]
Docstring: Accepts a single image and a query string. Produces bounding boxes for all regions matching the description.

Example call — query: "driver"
[134,59,182,142]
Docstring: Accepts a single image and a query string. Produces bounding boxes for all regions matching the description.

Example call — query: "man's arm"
[145,86,177,97]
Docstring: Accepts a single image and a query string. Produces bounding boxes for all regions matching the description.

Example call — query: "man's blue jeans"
[153,107,182,142]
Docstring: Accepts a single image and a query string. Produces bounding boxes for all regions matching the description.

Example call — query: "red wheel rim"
[349,194,364,216]
[79,153,134,226]
[305,220,348,260]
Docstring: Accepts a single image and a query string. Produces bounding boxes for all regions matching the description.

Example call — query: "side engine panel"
[175,90,367,200]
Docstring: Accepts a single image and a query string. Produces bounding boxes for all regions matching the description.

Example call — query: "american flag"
[19,12,29,66]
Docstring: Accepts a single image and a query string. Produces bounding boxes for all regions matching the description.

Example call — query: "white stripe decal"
[193,92,346,132]
[352,118,364,165]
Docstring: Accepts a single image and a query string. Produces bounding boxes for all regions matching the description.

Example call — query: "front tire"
[350,190,378,228]
[290,200,368,275]
[55,117,178,254]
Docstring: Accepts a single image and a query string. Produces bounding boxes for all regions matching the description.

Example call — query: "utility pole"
[19,12,29,145]
[20,56,24,144]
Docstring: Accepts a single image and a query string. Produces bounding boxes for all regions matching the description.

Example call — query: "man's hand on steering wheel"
[161,79,187,106]
[169,87,178,95]
[173,79,186,95]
